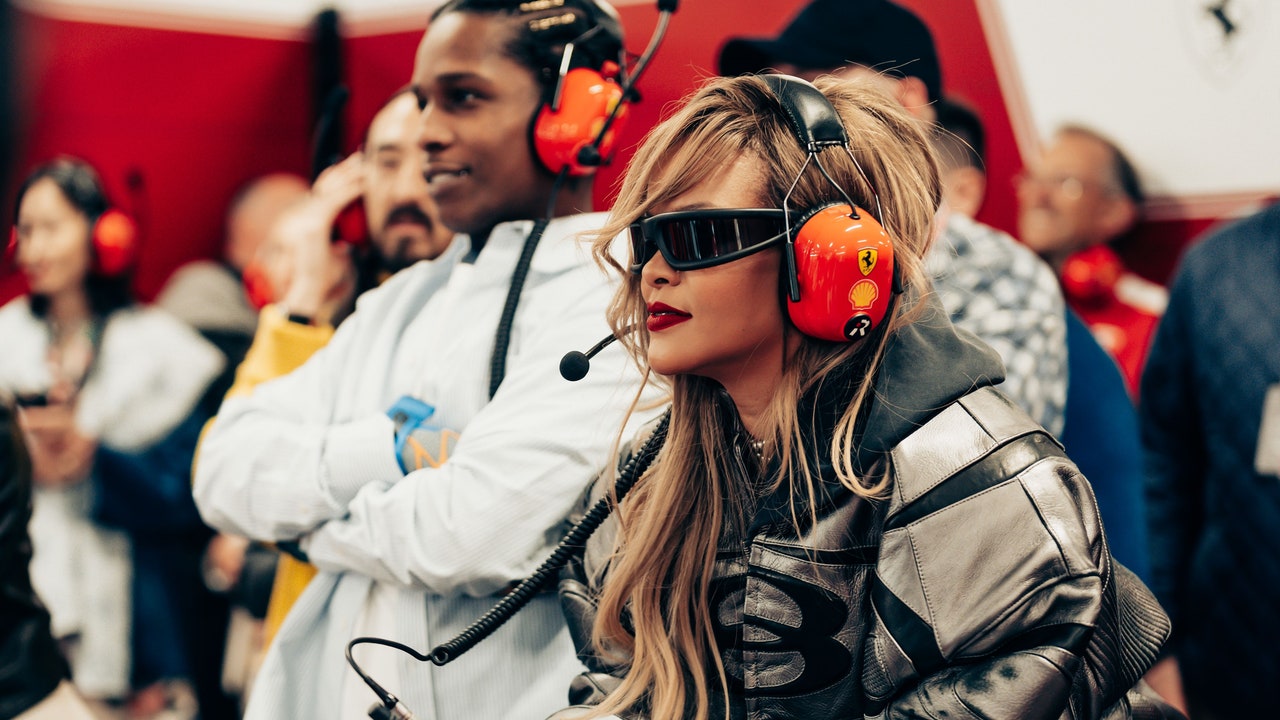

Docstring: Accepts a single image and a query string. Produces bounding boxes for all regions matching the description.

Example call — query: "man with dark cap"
[719,0,1068,437]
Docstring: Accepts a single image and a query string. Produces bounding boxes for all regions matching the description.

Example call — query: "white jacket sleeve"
[300,277,648,597]
[192,300,405,542]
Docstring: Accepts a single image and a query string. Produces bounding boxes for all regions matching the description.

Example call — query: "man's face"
[363,93,454,271]
[411,11,551,238]
[1017,132,1132,269]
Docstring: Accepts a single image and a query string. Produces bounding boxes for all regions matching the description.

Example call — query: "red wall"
[1,0,1217,306]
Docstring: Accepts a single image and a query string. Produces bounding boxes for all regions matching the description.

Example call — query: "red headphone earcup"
[533,67,627,177]
[240,261,276,311]
[333,200,369,249]
[1060,244,1122,304]
[91,208,139,276]
[787,204,895,342]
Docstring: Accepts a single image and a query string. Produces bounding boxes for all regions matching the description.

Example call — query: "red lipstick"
[646,302,691,332]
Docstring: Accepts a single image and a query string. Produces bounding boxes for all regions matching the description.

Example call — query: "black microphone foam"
[558,325,636,381]
[559,351,591,382]
[575,145,602,168]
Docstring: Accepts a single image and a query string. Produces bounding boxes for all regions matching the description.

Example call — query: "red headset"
[1060,244,1123,305]
[529,0,631,177]
[788,201,895,342]
[763,75,897,343]
[88,208,140,276]
[7,186,140,278]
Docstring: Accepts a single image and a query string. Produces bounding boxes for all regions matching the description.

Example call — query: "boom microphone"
[574,0,675,170]
[558,325,635,381]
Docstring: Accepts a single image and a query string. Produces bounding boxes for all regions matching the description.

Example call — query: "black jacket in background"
[0,399,68,718]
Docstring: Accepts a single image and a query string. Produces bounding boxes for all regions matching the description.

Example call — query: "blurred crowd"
[1,1,1275,720]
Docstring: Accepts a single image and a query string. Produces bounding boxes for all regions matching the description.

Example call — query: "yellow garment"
[202,305,334,647]
[223,305,335,401]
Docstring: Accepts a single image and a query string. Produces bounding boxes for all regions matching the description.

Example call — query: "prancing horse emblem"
[859,248,878,276]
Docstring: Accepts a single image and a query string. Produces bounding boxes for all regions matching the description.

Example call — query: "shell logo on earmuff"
[849,279,879,310]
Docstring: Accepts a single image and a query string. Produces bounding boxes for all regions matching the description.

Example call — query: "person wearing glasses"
[718,0,1068,440]
[1017,125,1165,398]
[547,75,1182,720]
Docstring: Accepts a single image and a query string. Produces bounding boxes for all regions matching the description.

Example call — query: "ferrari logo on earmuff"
[858,248,878,276]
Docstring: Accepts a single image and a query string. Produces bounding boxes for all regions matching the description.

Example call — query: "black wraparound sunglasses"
[628,208,789,274]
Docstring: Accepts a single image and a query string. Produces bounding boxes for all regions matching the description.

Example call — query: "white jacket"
[0,298,222,698]
[194,214,656,720]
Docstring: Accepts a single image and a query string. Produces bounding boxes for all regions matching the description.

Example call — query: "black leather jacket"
[553,296,1182,720]
[0,399,68,718]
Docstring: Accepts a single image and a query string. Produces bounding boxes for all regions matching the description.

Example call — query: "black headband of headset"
[761,75,848,154]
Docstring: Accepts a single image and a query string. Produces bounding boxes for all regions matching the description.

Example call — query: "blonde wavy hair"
[586,74,942,720]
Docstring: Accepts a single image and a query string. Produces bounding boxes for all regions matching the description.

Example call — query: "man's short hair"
[1059,124,1144,207]
[932,97,985,173]
[431,0,625,99]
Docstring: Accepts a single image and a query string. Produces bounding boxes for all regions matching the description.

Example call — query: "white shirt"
[194,214,657,720]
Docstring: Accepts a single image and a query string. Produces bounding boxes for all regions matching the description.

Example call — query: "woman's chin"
[646,351,695,379]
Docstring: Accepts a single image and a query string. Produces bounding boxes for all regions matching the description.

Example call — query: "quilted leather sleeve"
[864,387,1119,719]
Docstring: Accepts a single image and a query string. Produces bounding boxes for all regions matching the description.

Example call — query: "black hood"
[751,290,1005,534]
[851,290,1005,469]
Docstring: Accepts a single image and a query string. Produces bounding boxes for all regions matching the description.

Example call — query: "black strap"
[488,217,548,399]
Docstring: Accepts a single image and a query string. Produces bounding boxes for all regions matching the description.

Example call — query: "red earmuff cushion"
[787,203,895,342]
[1060,244,1123,304]
[92,208,139,276]
[533,66,627,177]
[240,261,276,310]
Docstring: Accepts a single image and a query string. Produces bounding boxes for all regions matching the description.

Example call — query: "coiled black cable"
[428,408,669,664]
[345,410,669,717]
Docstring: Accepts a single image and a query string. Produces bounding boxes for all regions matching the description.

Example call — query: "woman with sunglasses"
[550,75,1182,720]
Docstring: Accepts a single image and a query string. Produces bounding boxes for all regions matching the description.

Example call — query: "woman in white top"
[1,157,221,702]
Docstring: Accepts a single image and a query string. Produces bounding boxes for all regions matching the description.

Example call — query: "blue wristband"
[387,395,437,473]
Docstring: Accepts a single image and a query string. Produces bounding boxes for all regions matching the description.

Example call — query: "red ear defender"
[240,261,276,311]
[532,63,628,177]
[91,208,139,276]
[332,199,369,249]
[1060,244,1123,304]
[786,203,895,342]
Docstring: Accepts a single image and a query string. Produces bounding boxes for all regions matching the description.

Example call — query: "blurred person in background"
[930,96,987,220]
[156,173,310,414]
[1140,200,1280,718]
[1,393,97,720]
[931,97,1151,583]
[0,157,222,718]
[197,87,454,712]
[1017,124,1165,398]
